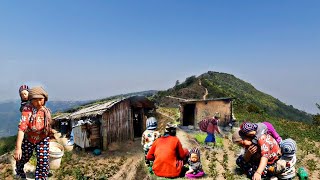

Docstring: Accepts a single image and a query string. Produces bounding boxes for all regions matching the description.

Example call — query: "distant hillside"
[153,71,312,123]
[0,100,88,138]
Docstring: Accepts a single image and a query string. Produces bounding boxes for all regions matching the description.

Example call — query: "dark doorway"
[132,108,143,137]
[183,104,195,126]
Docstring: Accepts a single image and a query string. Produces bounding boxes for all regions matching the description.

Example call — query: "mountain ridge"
[153,71,312,123]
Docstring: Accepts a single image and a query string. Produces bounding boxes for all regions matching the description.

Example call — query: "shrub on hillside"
[185,75,197,86]
[247,104,262,114]
[313,114,320,126]
[0,136,16,156]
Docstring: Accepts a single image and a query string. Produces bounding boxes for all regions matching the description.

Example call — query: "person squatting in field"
[146,122,189,178]
[233,121,297,180]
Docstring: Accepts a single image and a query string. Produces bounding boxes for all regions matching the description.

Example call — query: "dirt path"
[198,79,208,100]
[109,151,144,180]
[176,128,194,149]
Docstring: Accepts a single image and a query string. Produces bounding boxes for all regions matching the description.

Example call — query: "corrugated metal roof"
[69,98,122,119]
[53,113,71,120]
[53,96,154,120]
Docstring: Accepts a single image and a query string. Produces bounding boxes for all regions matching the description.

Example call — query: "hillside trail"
[198,79,208,100]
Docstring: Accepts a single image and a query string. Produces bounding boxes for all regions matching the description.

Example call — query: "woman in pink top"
[204,115,221,147]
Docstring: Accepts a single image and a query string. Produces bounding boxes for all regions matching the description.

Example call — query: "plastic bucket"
[49,142,64,170]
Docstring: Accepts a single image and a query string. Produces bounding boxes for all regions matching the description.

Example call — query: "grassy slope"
[154,71,312,123]
[200,71,311,122]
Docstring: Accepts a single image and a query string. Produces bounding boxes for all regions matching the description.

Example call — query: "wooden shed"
[68,96,155,150]
[179,98,233,127]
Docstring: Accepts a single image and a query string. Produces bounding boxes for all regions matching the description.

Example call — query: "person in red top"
[204,113,222,148]
[146,122,188,178]
[14,86,53,179]
[232,129,281,180]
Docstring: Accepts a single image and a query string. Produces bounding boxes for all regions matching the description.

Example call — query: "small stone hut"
[179,97,233,127]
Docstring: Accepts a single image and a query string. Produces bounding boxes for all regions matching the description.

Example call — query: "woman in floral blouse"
[14,86,53,179]
[233,128,281,180]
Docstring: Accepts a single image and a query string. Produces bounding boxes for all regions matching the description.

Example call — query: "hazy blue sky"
[0,1,319,114]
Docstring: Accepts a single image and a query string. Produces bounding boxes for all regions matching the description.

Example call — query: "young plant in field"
[205,150,210,160]
[306,159,318,174]
[223,151,229,170]
[72,167,83,179]
[223,170,235,180]
[208,150,218,178]
[119,156,127,165]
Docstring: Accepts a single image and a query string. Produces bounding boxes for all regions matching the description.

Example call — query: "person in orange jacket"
[146,122,188,178]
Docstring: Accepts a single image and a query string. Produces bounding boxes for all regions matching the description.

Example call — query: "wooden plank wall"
[101,100,132,150]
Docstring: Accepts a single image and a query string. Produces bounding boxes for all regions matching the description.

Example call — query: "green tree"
[185,75,197,86]
[313,103,320,126]
[175,80,180,86]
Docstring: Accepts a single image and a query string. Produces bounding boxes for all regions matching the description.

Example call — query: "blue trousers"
[205,133,216,143]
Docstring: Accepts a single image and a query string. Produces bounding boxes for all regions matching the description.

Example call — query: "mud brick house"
[179,97,233,127]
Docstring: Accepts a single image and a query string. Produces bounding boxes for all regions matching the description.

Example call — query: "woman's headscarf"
[164,122,177,136]
[239,122,258,136]
[280,138,297,158]
[28,86,52,136]
[28,86,48,101]
[146,117,157,130]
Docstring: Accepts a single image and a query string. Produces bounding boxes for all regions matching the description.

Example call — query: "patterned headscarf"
[165,122,177,136]
[240,122,258,136]
[280,138,297,158]
[19,84,29,93]
[189,147,201,162]
[146,117,157,130]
